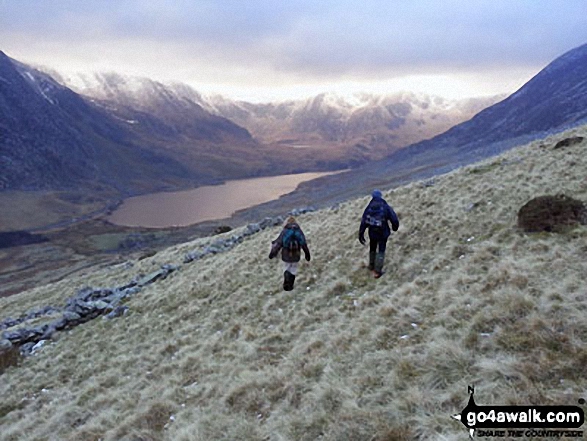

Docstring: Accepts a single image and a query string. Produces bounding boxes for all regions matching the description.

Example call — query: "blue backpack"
[282,227,305,251]
[365,201,386,227]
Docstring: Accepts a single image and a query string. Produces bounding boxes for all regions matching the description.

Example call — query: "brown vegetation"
[518,194,587,232]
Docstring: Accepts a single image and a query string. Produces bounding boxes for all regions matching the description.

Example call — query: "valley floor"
[0,126,586,440]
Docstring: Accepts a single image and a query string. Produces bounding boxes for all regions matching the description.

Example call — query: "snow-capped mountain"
[201,92,502,159]
[59,72,502,162]
[0,54,296,195]
[264,42,587,209]
[0,51,189,193]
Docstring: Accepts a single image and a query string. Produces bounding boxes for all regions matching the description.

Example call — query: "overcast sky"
[1,0,586,101]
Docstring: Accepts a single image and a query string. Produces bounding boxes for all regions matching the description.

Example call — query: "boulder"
[553,136,584,149]
[106,306,128,319]
[213,225,232,235]
[89,300,111,311]
[137,270,167,287]
[3,329,28,344]
[62,311,82,324]
[0,317,19,330]
[31,340,47,354]
[20,342,35,356]
[0,339,12,351]
[288,207,316,216]
[518,194,587,232]
[259,217,275,229]
[244,223,261,236]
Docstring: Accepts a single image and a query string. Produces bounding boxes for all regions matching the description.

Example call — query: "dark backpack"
[282,227,304,251]
[365,201,386,227]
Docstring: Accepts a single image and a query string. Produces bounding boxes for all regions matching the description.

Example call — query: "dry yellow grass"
[1,126,586,440]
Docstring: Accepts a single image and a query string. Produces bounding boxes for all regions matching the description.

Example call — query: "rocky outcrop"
[553,136,584,149]
[0,208,315,361]
[1,265,178,356]
[184,207,315,263]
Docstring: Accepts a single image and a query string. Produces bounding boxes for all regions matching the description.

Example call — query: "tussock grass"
[1,127,587,440]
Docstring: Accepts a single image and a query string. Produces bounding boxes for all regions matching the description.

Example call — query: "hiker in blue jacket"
[359,190,399,278]
[269,216,311,291]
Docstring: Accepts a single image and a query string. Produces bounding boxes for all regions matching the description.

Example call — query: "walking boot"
[374,252,385,278]
[368,251,376,271]
[283,271,296,291]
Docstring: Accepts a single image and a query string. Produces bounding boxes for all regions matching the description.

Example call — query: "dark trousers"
[369,238,387,253]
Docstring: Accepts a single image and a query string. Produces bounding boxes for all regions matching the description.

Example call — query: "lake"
[106,171,342,228]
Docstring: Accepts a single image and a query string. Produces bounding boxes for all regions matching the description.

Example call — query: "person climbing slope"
[269,216,311,291]
[359,190,399,278]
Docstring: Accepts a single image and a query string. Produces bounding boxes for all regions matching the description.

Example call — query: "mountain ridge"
[60,70,502,162]
[257,42,587,212]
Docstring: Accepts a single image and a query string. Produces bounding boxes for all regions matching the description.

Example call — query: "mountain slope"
[407,42,587,153]
[0,51,198,193]
[1,54,333,200]
[61,72,501,164]
[63,72,256,146]
[202,92,502,160]
[1,126,586,440]
[263,42,587,211]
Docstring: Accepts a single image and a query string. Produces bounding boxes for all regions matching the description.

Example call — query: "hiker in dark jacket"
[359,190,399,278]
[269,216,311,291]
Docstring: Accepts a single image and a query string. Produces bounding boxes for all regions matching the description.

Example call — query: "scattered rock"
[106,306,128,319]
[0,209,306,356]
[289,207,315,216]
[31,340,47,354]
[184,210,307,263]
[62,311,82,323]
[0,317,18,330]
[553,136,584,150]
[90,300,111,311]
[184,250,205,263]
[465,202,481,212]
[518,194,587,232]
[244,223,261,236]
[19,342,35,356]
[259,217,277,229]
[137,265,178,287]
[0,339,12,351]
[214,225,232,235]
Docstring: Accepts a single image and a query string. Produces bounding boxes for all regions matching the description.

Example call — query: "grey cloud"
[1,0,586,81]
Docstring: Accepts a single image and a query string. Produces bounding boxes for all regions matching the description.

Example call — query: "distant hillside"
[60,72,501,164]
[0,51,194,194]
[0,54,343,199]
[1,125,585,440]
[201,92,503,161]
[263,42,587,211]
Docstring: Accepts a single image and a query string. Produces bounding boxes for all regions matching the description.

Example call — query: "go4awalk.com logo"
[452,386,585,438]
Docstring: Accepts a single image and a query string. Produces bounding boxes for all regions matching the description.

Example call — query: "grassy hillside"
[1,126,586,440]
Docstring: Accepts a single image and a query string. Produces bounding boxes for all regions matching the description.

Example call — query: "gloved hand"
[358,233,366,245]
[305,251,311,262]
[269,240,279,259]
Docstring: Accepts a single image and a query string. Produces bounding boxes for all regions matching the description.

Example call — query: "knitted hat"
[372,189,382,198]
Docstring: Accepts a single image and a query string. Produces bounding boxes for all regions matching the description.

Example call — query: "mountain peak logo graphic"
[452,386,477,438]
